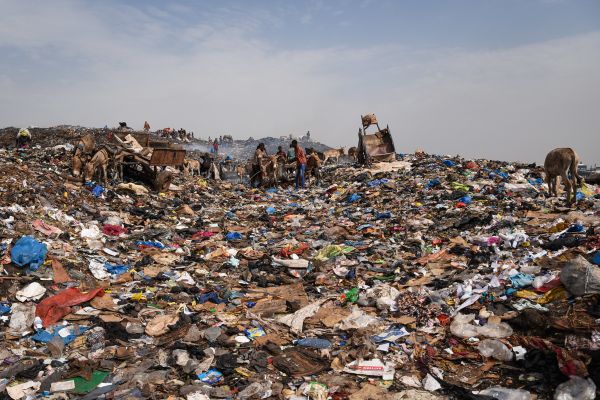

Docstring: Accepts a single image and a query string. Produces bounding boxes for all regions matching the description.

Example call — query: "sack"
[560,255,600,296]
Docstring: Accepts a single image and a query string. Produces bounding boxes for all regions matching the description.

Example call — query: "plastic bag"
[10,236,48,271]
[560,255,600,296]
[478,339,513,361]
[553,376,596,400]
[477,387,531,400]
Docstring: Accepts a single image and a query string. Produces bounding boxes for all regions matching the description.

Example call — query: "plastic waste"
[450,314,513,338]
[592,251,600,266]
[509,273,534,289]
[104,262,130,275]
[238,382,271,399]
[341,287,359,303]
[458,195,472,204]
[477,387,532,400]
[15,282,46,302]
[295,338,332,349]
[226,232,243,241]
[560,255,600,296]
[10,236,48,271]
[426,178,440,188]
[566,223,584,233]
[91,185,104,197]
[347,193,361,203]
[532,274,556,289]
[197,369,223,385]
[553,376,596,400]
[35,287,105,327]
[478,339,513,361]
[343,359,395,380]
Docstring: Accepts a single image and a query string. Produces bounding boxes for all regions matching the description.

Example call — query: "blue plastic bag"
[266,206,276,215]
[136,241,165,249]
[196,292,225,304]
[426,178,441,189]
[11,236,48,271]
[443,160,456,167]
[226,232,243,241]
[32,325,89,345]
[592,251,600,266]
[91,185,104,197]
[509,273,534,289]
[458,195,472,204]
[104,263,130,275]
[528,178,544,186]
[566,223,584,233]
[367,178,389,187]
[347,193,361,203]
[0,304,11,314]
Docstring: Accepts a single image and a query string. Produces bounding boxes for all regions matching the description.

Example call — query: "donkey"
[84,147,110,186]
[544,148,582,204]
[322,147,345,165]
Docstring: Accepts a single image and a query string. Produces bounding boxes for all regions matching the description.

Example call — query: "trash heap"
[1,139,599,400]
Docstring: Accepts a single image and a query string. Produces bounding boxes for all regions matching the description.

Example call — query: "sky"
[1,0,599,164]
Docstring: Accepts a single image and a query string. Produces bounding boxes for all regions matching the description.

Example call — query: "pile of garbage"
[1,131,599,400]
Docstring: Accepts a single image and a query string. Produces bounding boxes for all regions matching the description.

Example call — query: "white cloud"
[0,1,599,164]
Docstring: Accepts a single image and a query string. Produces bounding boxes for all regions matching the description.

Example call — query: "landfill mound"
[1,131,600,400]
[0,127,331,161]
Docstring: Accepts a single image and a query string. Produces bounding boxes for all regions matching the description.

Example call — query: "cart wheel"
[154,171,172,191]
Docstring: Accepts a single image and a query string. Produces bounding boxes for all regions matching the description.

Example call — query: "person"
[287,146,295,161]
[251,143,267,188]
[291,140,306,189]
[144,121,150,132]
[16,128,32,149]
[276,146,286,159]
[213,139,219,154]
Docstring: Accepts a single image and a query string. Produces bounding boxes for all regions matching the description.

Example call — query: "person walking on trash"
[16,128,32,149]
[251,143,267,188]
[291,140,306,189]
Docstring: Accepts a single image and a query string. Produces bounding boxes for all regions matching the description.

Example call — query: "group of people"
[159,127,193,142]
[251,140,306,189]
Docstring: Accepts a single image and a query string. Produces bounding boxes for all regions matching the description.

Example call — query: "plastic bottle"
[478,339,513,361]
[295,338,332,349]
[478,387,532,400]
[553,376,596,400]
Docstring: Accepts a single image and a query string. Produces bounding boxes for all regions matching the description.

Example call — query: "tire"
[154,171,172,192]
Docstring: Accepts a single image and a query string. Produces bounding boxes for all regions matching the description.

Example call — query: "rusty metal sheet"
[149,149,186,166]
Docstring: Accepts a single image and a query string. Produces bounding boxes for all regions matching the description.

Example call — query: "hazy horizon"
[1,0,599,165]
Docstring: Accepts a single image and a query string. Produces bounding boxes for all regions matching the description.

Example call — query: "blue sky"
[1,0,599,164]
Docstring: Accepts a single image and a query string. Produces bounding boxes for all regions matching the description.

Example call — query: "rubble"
[0,127,599,399]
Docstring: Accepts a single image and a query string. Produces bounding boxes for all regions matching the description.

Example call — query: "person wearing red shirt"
[291,140,306,189]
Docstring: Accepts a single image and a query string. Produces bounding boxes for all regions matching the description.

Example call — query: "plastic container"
[478,339,513,361]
